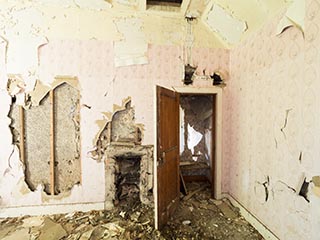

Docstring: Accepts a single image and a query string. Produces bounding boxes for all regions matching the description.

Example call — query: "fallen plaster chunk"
[276,0,305,35]
[22,216,45,228]
[37,218,67,240]
[203,4,247,45]
[2,228,30,240]
[217,200,238,219]
[114,18,148,67]
[74,0,112,10]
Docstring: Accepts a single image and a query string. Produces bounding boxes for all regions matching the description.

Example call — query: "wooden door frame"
[154,85,222,229]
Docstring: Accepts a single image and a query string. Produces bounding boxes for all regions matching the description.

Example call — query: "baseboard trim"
[0,202,105,218]
[221,193,279,240]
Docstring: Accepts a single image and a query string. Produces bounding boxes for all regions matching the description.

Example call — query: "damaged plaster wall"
[7,82,81,196]
[54,83,81,194]
[0,0,230,216]
[113,17,148,67]
[24,93,51,194]
[224,1,320,239]
[90,98,153,208]
[0,40,229,214]
[111,101,142,144]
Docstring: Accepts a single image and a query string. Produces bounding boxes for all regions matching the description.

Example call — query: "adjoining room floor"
[0,183,263,240]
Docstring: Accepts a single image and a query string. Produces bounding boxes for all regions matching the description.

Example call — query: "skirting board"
[0,202,105,218]
[222,193,279,240]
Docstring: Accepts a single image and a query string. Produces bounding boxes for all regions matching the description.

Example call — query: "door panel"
[156,86,180,229]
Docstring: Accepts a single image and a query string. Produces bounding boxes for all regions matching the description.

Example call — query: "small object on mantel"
[184,64,197,85]
[211,72,223,85]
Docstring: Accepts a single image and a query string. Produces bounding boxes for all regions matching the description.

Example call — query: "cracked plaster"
[224,3,320,239]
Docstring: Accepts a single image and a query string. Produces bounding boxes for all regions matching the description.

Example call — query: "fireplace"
[104,144,153,209]
[114,156,141,204]
[91,99,154,209]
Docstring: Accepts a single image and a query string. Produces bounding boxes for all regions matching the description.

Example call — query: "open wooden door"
[156,86,180,229]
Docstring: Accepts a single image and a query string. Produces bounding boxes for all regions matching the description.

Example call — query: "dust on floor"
[162,182,264,240]
[0,183,263,240]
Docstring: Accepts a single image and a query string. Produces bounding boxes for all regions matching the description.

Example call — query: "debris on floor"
[0,201,161,240]
[0,183,264,240]
[162,182,264,240]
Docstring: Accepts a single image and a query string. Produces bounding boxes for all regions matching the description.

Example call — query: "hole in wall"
[298,177,310,203]
[8,82,81,195]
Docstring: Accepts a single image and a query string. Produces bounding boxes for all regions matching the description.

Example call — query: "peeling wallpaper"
[0,0,230,212]
[1,1,318,239]
[0,36,229,211]
[113,17,148,67]
[224,1,320,239]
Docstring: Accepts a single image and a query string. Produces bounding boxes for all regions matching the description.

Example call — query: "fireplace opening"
[114,156,141,205]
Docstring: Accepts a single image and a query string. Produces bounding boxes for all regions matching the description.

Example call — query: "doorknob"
[157,152,166,166]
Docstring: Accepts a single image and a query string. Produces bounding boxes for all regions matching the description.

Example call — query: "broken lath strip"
[50,89,55,195]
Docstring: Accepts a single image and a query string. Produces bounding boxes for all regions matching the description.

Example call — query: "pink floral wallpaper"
[224,1,320,239]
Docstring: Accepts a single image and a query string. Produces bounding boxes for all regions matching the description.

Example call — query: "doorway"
[179,94,214,189]
[155,86,222,229]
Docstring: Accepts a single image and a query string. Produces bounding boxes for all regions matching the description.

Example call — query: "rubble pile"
[0,184,264,240]
[0,201,162,240]
[162,183,264,240]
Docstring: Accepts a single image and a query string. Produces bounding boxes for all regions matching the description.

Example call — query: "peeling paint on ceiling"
[276,0,305,35]
[203,3,247,45]
[204,0,290,46]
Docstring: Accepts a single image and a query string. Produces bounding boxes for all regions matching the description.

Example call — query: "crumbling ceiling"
[202,0,302,47]
[0,0,301,52]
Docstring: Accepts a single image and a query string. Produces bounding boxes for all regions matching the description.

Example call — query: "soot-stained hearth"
[115,156,141,205]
